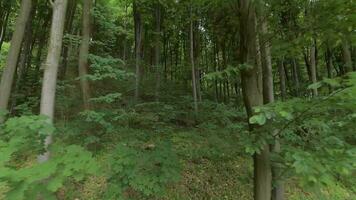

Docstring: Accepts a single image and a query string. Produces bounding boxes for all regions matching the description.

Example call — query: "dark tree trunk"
[239,1,271,199]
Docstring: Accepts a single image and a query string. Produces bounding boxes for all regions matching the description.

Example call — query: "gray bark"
[38,0,69,163]
[278,60,286,100]
[342,39,352,73]
[0,0,32,123]
[260,20,274,103]
[310,41,318,96]
[78,0,92,110]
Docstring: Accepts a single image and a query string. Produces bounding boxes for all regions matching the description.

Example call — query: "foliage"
[105,141,181,199]
[246,73,356,189]
[0,116,98,200]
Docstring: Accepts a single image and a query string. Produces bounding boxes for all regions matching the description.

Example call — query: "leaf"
[46,176,65,192]
[249,114,266,125]
[279,111,293,120]
[307,82,322,90]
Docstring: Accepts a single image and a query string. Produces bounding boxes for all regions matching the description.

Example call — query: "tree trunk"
[291,59,300,97]
[342,39,352,73]
[134,0,143,102]
[325,44,333,93]
[278,60,286,100]
[0,0,32,123]
[10,2,36,113]
[260,17,284,200]
[38,0,68,163]
[260,20,274,104]
[239,1,271,200]
[33,15,51,90]
[154,2,161,101]
[310,41,318,96]
[59,0,77,79]
[190,6,198,113]
[78,0,92,110]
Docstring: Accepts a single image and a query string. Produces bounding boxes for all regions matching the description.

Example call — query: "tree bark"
[260,20,274,104]
[291,59,300,97]
[342,39,352,73]
[310,41,318,96]
[278,60,286,101]
[190,6,198,113]
[239,1,271,200]
[10,2,37,113]
[59,0,78,79]
[38,0,68,163]
[0,0,32,123]
[78,0,92,110]
[154,2,161,101]
[260,17,284,200]
[134,0,143,102]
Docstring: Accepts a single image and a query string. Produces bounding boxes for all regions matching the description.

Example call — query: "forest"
[0,0,355,199]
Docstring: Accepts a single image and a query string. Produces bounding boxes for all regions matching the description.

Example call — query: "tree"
[0,0,32,122]
[78,0,92,110]
[38,0,68,163]
[238,0,271,199]
[133,0,143,102]
[190,5,198,113]
[154,1,162,101]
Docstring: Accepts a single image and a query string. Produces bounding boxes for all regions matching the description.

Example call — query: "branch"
[273,87,347,139]
[49,0,54,7]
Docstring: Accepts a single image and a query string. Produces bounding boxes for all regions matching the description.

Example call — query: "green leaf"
[308,82,322,90]
[249,114,267,125]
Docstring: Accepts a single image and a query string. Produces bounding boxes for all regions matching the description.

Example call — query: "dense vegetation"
[0,0,355,199]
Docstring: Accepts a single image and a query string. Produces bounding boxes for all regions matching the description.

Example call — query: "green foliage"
[85,54,132,81]
[0,42,10,72]
[0,116,99,200]
[245,73,356,189]
[105,141,181,199]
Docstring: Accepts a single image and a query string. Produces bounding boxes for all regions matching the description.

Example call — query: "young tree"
[154,1,162,101]
[310,40,318,96]
[190,5,198,113]
[0,0,32,122]
[38,0,68,163]
[133,0,143,102]
[78,0,92,110]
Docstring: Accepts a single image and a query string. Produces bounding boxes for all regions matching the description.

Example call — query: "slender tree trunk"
[78,0,92,110]
[11,2,36,113]
[325,44,333,93]
[239,1,271,200]
[342,39,352,73]
[260,20,274,103]
[326,46,333,79]
[310,41,318,96]
[278,60,286,100]
[134,0,143,102]
[154,2,161,101]
[38,0,68,163]
[194,22,202,102]
[0,0,32,123]
[260,17,284,200]
[190,6,198,113]
[33,16,51,89]
[59,0,77,79]
[291,59,300,97]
